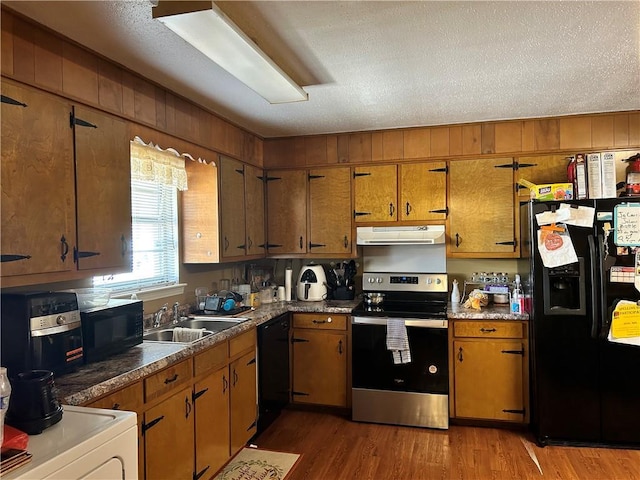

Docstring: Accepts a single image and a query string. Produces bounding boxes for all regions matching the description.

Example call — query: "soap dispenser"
[451,279,460,304]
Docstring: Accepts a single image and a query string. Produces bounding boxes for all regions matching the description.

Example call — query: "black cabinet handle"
[455,233,460,248]
[457,347,463,362]
[164,373,179,384]
[247,357,256,366]
[480,328,497,333]
[1,95,27,107]
[233,369,238,387]
[501,349,525,355]
[406,202,411,216]
[112,403,120,410]
[224,236,229,251]
[338,340,343,355]
[354,211,370,218]
[185,396,191,418]
[343,235,348,249]
[299,236,303,249]
[389,203,395,217]
[222,374,228,394]
[309,242,326,249]
[247,237,253,249]
[60,235,69,262]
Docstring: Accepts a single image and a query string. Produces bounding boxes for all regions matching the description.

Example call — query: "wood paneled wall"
[265,114,640,169]
[0,8,263,167]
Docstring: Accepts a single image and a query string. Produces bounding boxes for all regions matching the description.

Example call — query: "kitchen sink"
[143,316,248,343]
[142,329,213,343]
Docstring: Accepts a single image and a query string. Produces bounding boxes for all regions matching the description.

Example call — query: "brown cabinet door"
[449,158,516,256]
[195,367,230,478]
[244,164,266,257]
[74,106,132,271]
[399,161,447,221]
[353,165,398,222]
[182,160,220,263]
[266,169,307,254]
[516,154,572,202]
[219,156,247,259]
[453,339,525,421]
[1,81,76,277]
[309,167,352,254]
[144,386,195,480]
[292,330,347,407]
[230,351,257,454]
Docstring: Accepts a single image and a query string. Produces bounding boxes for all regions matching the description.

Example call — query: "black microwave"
[80,299,143,364]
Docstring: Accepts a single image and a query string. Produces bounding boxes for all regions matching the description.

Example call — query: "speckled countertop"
[56,298,526,405]
[57,299,359,406]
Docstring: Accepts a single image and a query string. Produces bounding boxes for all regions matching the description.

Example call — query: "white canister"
[277,286,286,301]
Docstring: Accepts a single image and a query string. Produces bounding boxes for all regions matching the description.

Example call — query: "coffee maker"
[296,265,328,301]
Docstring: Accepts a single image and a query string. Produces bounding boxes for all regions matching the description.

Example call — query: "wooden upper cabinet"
[399,161,448,221]
[182,160,220,263]
[73,105,132,272]
[308,167,352,254]
[515,154,572,201]
[219,156,247,259]
[448,158,516,257]
[353,165,398,222]
[266,169,307,254]
[244,164,266,257]
[1,80,76,279]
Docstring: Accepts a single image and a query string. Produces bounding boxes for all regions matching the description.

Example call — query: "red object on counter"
[2,425,28,451]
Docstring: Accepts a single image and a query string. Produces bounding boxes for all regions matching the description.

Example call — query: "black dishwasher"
[257,313,290,434]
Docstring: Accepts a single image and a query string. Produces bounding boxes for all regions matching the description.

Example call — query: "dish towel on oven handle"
[386,318,411,364]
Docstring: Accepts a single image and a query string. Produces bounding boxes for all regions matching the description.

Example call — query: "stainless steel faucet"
[153,304,168,328]
[173,302,180,324]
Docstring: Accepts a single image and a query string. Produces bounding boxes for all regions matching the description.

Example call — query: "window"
[94,136,190,298]
[94,179,179,295]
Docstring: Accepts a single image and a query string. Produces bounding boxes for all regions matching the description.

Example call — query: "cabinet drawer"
[194,341,228,377]
[145,360,192,402]
[292,313,347,330]
[87,381,143,412]
[454,321,523,339]
[229,328,256,358]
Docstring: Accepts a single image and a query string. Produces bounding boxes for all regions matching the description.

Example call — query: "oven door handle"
[351,316,448,328]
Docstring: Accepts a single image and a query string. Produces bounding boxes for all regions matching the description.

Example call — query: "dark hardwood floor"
[253,409,640,480]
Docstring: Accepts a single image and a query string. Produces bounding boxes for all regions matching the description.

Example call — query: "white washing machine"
[4,405,137,479]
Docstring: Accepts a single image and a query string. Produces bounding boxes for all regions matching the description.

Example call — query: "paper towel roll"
[285,268,293,301]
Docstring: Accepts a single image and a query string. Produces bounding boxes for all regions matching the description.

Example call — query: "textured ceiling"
[4,1,640,138]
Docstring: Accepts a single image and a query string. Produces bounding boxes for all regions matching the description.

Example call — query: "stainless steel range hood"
[356,225,446,245]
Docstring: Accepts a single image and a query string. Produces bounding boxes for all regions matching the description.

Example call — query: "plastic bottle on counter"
[0,366,11,445]
[451,279,460,304]
[511,274,523,314]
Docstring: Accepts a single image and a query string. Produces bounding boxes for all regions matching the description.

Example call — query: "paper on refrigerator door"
[537,228,578,268]
[607,300,640,347]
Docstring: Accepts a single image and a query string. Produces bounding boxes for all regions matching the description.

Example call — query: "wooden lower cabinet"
[230,350,258,453]
[194,366,230,480]
[291,313,348,407]
[450,320,529,423]
[144,386,195,480]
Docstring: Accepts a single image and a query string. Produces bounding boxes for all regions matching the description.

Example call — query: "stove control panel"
[362,273,448,292]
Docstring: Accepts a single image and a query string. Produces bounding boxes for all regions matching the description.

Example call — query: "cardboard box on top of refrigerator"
[518,179,574,201]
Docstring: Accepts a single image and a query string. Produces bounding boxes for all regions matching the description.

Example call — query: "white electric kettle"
[297,265,327,301]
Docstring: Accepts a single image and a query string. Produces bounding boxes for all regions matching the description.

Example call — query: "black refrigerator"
[520,198,640,448]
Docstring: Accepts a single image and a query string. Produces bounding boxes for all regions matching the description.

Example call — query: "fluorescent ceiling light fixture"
[153,1,308,104]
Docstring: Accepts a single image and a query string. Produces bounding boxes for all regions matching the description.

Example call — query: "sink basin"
[177,319,242,333]
[187,315,248,323]
[143,329,212,343]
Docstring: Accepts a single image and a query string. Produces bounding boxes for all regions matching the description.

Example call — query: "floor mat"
[213,446,301,480]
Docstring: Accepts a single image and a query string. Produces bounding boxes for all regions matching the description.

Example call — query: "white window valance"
[130,136,211,191]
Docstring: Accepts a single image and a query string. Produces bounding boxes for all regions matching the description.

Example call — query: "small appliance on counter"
[1,291,83,378]
[5,369,62,435]
[79,299,143,364]
[297,264,328,301]
[326,260,357,300]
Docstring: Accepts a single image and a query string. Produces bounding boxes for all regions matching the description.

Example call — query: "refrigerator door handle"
[596,234,609,339]
[587,234,600,339]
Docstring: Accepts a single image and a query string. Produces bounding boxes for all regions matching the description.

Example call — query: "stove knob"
[426,278,432,284]
[436,278,442,284]
[56,315,66,325]
[367,277,374,284]
[376,277,383,283]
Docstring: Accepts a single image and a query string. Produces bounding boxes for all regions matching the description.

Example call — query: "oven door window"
[352,324,448,394]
